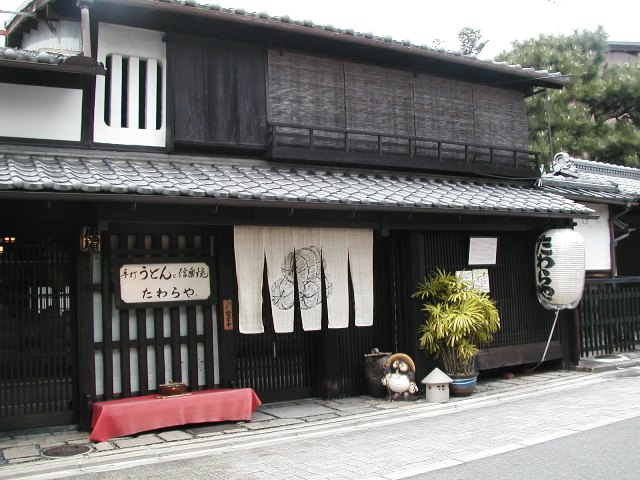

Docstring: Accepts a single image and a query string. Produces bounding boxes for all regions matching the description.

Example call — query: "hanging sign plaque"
[114,259,214,309]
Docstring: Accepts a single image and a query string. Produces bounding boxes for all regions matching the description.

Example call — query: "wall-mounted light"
[80,227,101,253]
[0,236,16,254]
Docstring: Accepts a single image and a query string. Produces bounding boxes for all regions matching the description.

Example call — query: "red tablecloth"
[90,388,261,442]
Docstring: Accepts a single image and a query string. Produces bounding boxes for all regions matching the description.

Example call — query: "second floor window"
[103,54,163,130]
[94,23,166,147]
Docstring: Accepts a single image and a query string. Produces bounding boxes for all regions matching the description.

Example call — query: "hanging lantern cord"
[531,309,560,372]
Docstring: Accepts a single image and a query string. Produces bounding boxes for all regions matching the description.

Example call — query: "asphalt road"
[412,414,640,480]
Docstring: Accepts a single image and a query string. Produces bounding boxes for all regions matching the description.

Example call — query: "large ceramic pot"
[363,348,391,398]
[449,373,477,397]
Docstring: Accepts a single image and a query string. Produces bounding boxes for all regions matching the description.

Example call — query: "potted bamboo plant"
[413,269,500,396]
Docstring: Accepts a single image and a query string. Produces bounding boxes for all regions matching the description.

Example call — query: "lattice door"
[0,235,75,430]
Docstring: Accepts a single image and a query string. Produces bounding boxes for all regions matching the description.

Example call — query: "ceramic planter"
[449,373,477,396]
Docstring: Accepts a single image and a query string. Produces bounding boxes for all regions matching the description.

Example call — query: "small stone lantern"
[421,367,452,403]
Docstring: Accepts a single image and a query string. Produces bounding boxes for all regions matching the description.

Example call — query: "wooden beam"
[475,342,563,370]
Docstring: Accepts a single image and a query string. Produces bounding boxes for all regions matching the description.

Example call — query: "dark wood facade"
[392,227,571,376]
[168,35,269,149]
[0,199,574,431]
[165,37,539,175]
[0,232,76,431]
[0,0,580,433]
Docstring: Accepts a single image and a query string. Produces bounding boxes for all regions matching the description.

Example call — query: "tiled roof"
[0,46,106,74]
[4,0,566,86]
[538,183,634,204]
[540,154,640,204]
[151,0,566,82]
[0,46,69,65]
[0,146,594,218]
[568,158,640,195]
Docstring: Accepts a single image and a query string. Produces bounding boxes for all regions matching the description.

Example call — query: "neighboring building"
[540,153,640,357]
[541,153,640,277]
[606,41,640,67]
[0,0,594,432]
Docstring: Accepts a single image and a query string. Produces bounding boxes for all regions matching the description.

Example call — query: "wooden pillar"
[216,227,238,387]
[394,231,428,378]
[75,245,96,431]
[560,308,581,368]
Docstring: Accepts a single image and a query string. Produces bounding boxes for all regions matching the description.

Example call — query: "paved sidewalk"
[1,351,640,479]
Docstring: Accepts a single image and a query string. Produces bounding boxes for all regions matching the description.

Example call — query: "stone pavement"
[1,351,640,479]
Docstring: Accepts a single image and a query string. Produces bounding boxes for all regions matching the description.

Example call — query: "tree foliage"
[497,27,640,167]
[458,27,488,56]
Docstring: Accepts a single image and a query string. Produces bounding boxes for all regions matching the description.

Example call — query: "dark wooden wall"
[580,278,640,357]
[167,35,268,147]
[612,214,640,277]
[393,229,560,377]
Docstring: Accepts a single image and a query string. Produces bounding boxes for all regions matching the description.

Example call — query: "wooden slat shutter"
[169,35,268,147]
[170,40,209,143]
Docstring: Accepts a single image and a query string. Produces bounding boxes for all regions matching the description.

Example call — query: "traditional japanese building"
[541,153,640,357]
[0,0,594,432]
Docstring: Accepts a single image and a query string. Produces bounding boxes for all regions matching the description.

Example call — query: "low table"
[90,388,261,442]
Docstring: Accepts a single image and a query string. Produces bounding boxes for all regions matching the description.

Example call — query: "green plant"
[413,269,500,375]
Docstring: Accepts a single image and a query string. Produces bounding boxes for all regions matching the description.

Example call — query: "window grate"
[103,54,162,130]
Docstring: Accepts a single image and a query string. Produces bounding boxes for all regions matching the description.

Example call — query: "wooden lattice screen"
[580,278,640,357]
[0,235,74,430]
[94,229,219,401]
[400,230,557,351]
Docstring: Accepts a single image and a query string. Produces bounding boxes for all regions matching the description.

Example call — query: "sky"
[1,0,638,59]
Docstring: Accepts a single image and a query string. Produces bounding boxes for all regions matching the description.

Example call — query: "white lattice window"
[94,23,166,147]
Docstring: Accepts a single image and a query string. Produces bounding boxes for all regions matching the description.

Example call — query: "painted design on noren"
[270,246,332,310]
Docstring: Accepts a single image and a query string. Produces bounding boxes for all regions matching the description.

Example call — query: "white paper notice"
[468,237,497,265]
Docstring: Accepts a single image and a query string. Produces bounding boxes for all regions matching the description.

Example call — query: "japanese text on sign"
[119,262,211,305]
[223,299,233,331]
[457,269,491,293]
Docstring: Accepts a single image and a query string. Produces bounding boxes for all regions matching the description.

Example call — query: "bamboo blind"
[343,61,415,136]
[267,50,531,154]
[413,74,475,144]
[473,85,528,149]
[268,50,346,129]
